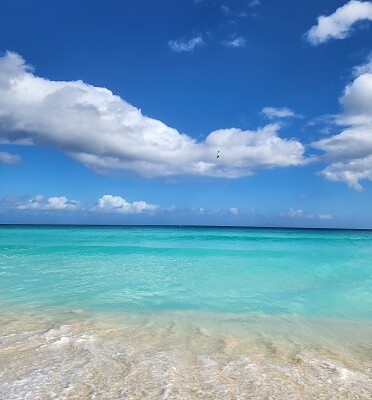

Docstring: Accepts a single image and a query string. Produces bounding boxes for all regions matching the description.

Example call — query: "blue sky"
[1,0,372,227]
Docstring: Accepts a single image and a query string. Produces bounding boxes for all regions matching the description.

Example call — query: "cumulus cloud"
[305,0,372,45]
[0,151,21,164]
[223,37,246,48]
[312,57,372,190]
[168,35,204,52]
[0,52,307,179]
[8,195,80,211]
[95,195,159,214]
[229,207,239,215]
[261,107,302,119]
[204,124,306,176]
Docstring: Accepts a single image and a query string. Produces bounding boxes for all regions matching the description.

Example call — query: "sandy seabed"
[1,308,371,400]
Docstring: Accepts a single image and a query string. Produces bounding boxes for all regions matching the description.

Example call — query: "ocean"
[0,225,371,399]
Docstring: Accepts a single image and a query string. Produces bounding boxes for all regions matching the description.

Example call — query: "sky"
[0,0,372,228]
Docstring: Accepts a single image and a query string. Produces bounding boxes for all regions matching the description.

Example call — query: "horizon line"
[1,223,371,232]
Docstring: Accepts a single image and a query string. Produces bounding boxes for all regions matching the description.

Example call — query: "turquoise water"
[1,225,372,399]
[1,225,371,318]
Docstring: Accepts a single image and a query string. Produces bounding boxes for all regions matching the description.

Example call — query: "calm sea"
[1,225,371,399]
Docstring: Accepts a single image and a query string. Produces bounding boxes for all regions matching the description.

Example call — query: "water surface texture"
[1,225,371,399]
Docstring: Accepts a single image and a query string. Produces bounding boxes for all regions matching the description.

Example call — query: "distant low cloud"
[168,35,204,52]
[305,0,372,45]
[2,194,337,223]
[319,214,333,220]
[4,194,159,215]
[261,107,302,119]
[0,52,307,180]
[95,195,159,214]
[8,195,80,211]
[312,56,372,190]
[282,208,304,218]
[223,36,246,48]
[280,208,333,220]
[0,151,21,164]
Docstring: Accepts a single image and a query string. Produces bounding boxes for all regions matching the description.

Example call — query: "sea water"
[0,225,371,399]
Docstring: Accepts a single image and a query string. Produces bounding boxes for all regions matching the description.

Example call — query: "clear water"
[1,225,371,399]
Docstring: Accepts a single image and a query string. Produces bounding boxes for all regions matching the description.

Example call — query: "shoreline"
[1,307,371,399]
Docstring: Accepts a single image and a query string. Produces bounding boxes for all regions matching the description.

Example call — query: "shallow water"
[0,225,371,398]
[1,308,371,399]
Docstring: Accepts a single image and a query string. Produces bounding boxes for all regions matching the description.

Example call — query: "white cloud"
[0,52,307,179]
[95,195,159,214]
[353,54,372,76]
[312,57,372,190]
[13,195,80,211]
[220,0,259,16]
[281,208,303,218]
[261,107,302,119]
[223,37,246,48]
[220,5,247,17]
[319,214,333,220]
[221,5,230,14]
[316,156,372,190]
[191,207,205,215]
[305,0,372,45]
[204,124,306,175]
[0,151,21,164]
[4,194,158,214]
[229,207,239,215]
[248,0,260,7]
[168,35,204,52]
[280,208,333,220]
